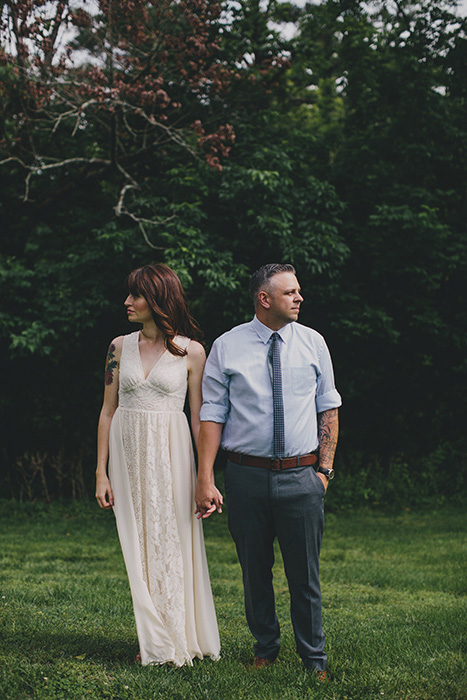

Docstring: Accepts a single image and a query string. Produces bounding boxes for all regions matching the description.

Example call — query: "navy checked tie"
[269,332,285,458]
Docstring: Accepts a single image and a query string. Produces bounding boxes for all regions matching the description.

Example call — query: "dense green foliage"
[1,499,466,699]
[1,0,466,503]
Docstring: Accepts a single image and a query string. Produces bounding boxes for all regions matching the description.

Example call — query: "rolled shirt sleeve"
[200,340,230,424]
[315,340,342,414]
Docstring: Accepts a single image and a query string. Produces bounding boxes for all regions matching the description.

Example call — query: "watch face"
[318,467,334,480]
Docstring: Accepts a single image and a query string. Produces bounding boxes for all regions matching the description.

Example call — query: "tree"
[2,0,464,504]
[292,0,467,488]
[0,0,237,495]
[0,0,238,232]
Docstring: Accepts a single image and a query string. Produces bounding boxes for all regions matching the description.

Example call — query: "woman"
[95,263,221,666]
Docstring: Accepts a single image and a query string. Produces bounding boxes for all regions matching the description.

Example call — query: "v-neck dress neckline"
[138,331,168,381]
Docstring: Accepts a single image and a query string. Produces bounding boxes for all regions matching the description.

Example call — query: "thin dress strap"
[173,335,190,353]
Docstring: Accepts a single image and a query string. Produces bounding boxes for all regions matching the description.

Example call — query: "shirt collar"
[252,315,293,344]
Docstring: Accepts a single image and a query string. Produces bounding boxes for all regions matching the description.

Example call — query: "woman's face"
[124,293,153,324]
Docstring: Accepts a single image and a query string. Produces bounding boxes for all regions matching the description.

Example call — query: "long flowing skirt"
[108,407,220,666]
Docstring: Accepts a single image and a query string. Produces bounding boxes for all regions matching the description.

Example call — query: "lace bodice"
[119,331,189,412]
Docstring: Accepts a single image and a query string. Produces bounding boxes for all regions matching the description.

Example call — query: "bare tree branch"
[0,0,236,240]
[114,183,140,217]
[115,181,176,249]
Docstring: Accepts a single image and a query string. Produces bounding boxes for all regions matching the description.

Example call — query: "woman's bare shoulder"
[107,335,125,359]
[187,339,206,359]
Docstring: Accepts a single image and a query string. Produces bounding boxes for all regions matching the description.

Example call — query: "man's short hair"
[249,263,296,304]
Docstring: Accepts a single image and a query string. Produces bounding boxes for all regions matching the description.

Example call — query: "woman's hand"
[95,474,114,509]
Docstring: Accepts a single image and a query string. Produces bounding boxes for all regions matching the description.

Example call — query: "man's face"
[263,271,303,327]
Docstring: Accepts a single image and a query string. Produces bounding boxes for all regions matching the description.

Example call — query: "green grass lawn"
[0,497,465,700]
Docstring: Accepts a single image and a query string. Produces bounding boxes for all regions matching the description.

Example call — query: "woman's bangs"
[126,270,145,297]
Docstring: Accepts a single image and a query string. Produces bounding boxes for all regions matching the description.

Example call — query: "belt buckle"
[270,458,282,471]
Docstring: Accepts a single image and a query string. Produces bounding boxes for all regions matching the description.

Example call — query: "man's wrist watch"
[317,466,335,480]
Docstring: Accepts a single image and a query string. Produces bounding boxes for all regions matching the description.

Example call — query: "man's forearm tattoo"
[318,408,339,468]
[105,343,117,386]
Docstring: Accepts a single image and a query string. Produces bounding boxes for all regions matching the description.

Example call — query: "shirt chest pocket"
[287,366,317,396]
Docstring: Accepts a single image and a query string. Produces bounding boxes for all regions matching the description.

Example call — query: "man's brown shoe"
[250,656,276,668]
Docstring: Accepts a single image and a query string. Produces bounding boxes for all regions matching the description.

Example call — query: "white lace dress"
[108,331,220,666]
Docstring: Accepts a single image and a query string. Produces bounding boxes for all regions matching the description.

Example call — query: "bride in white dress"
[95,263,221,666]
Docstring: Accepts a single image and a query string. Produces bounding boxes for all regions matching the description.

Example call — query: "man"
[195,263,341,677]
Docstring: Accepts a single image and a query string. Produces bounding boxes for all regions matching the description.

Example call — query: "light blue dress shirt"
[200,316,342,458]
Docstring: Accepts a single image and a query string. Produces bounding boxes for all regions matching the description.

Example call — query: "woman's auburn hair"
[126,263,203,357]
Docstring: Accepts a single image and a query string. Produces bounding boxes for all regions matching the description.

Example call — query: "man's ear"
[257,290,270,309]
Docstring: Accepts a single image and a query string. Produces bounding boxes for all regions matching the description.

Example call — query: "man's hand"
[316,471,329,493]
[195,480,223,519]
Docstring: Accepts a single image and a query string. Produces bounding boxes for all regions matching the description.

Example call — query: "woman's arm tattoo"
[105,343,118,386]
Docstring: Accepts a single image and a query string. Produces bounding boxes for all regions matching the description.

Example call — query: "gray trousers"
[225,459,326,670]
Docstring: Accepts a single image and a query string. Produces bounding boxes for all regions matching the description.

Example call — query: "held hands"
[195,479,223,520]
[95,475,114,509]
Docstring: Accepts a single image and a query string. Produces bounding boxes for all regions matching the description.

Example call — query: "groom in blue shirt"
[195,263,341,677]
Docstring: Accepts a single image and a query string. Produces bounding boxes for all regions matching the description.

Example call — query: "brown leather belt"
[227,451,318,471]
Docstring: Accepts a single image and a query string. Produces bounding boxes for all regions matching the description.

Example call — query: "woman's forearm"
[96,411,114,477]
